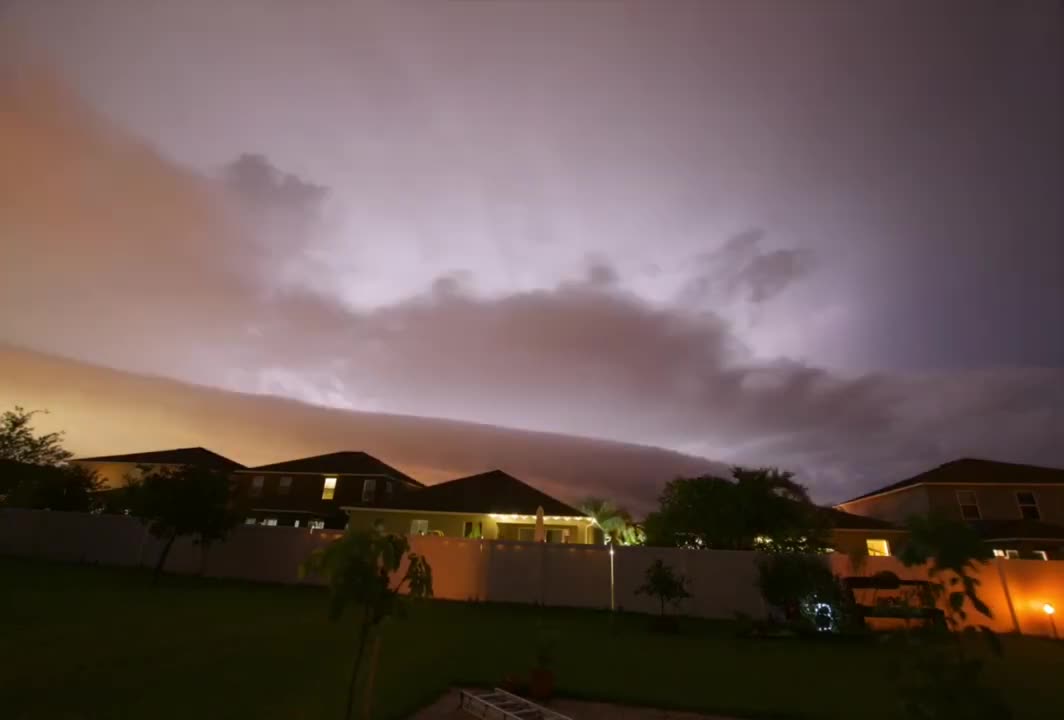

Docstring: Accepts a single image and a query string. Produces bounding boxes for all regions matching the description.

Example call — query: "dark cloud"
[1,39,1062,508]
[678,229,816,308]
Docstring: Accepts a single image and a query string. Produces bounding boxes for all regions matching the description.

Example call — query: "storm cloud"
[2,2,1062,505]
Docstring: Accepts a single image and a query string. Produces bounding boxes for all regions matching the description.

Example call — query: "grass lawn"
[2,556,1062,720]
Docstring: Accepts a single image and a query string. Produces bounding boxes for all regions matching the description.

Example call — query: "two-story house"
[230,451,423,530]
[73,447,246,488]
[837,458,1064,560]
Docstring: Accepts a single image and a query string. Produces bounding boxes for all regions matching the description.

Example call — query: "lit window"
[293,520,300,528]
[992,549,1006,558]
[463,521,483,539]
[322,477,337,500]
[866,538,891,557]
[1016,491,1040,520]
[1033,550,1049,561]
[362,478,377,503]
[956,491,981,520]
[309,520,325,530]
[250,476,264,497]
[1005,549,1019,559]
[245,517,257,525]
[410,519,429,535]
[278,476,292,496]
[262,518,278,527]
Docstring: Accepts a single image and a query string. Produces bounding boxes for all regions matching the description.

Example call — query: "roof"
[841,458,1064,505]
[395,470,586,517]
[969,519,1064,541]
[246,451,422,486]
[73,447,245,470]
[823,507,901,531]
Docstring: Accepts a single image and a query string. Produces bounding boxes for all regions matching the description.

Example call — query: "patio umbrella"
[534,505,546,542]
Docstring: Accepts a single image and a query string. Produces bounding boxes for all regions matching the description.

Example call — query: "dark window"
[1016,492,1040,520]
[278,476,292,496]
[956,490,980,520]
[362,478,377,503]
[250,476,264,498]
[463,521,483,539]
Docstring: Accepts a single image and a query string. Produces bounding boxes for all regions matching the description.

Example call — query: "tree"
[891,512,1008,720]
[301,530,433,720]
[128,465,238,584]
[644,467,829,551]
[2,462,103,512]
[579,497,643,545]
[757,552,849,630]
[0,406,73,466]
[636,558,691,620]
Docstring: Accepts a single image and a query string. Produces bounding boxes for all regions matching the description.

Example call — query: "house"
[344,469,596,543]
[823,507,908,558]
[837,458,1064,560]
[72,447,245,489]
[231,451,423,530]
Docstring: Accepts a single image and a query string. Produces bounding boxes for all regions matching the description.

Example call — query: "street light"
[1044,603,1057,640]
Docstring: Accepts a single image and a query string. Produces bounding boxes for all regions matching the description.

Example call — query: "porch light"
[1044,603,1055,616]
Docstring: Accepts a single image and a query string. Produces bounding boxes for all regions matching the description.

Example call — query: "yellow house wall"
[344,508,595,543]
[71,461,179,489]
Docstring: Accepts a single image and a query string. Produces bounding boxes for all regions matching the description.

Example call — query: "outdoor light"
[1045,603,1058,640]
[1044,603,1055,616]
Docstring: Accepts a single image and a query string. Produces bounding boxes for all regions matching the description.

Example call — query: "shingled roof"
[74,447,244,471]
[842,458,1064,504]
[246,451,422,486]
[397,470,586,517]
[822,507,901,531]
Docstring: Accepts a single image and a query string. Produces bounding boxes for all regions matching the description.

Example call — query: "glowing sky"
[1,1,1061,503]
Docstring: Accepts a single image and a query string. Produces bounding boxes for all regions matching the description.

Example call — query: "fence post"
[996,558,1021,634]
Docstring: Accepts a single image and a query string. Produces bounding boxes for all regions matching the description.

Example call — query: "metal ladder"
[458,688,573,720]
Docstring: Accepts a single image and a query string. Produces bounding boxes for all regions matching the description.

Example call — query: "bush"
[757,552,857,633]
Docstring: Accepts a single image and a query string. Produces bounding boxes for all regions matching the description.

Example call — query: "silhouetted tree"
[128,465,237,584]
[644,467,829,551]
[636,558,691,619]
[301,530,433,720]
[2,462,102,511]
[0,406,73,466]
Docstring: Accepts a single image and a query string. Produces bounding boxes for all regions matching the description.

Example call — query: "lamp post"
[1044,603,1057,640]
[609,544,616,612]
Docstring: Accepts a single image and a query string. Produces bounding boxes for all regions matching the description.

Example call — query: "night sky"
[1,1,1061,506]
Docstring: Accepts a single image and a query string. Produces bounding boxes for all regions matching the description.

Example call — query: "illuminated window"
[293,520,300,528]
[250,476,264,497]
[309,520,325,530]
[865,538,891,557]
[262,518,278,527]
[245,517,257,525]
[992,548,1006,558]
[1016,491,1040,520]
[956,491,981,520]
[278,476,292,496]
[410,519,429,535]
[362,478,376,503]
[322,477,337,500]
[463,521,483,538]
[1002,549,1019,559]
[1033,550,1049,561]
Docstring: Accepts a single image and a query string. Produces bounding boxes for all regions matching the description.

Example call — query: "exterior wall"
[2,508,1062,637]
[837,486,930,524]
[922,484,1064,525]
[344,508,595,544]
[231,471,415,529]
[71,461,179,489]
[829,529,910,558]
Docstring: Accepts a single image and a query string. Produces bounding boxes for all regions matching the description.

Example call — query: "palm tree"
[301,530,433,720]
[580,497,634,545]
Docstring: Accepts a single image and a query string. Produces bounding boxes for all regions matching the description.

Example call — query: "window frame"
[955,490,981,520]
[278,476,293,496]
[463,520,483,539]
[1033,550,1049,561]
[1015,491,1040,520]
[865,538,891,557]
[321,476,337,500]
[249,475,265,497]
[410,519,429,536]
[262,518,278,527]
[362,478,377,503]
